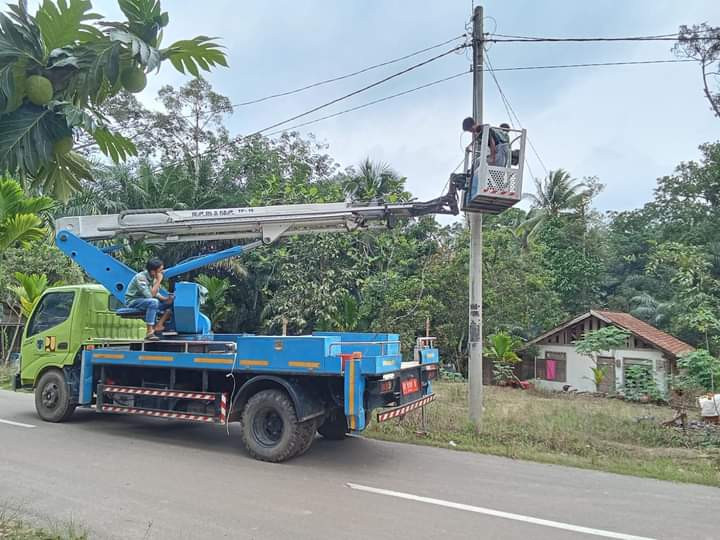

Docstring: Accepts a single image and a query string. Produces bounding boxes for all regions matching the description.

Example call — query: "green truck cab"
[16,284,144,389]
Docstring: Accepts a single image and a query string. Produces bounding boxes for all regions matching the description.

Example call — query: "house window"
[536,351,567,382]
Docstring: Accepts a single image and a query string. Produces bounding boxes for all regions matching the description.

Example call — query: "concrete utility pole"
[468,4,484,427]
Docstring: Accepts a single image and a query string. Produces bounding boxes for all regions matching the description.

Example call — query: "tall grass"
[366,382,720,486]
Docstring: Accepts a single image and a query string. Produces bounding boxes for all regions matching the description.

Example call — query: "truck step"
[103,385,217,401]
[100,404,219,423]
[97,385,229,424]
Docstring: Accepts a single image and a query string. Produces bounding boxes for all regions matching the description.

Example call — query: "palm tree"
[630,292,675,328]
[0,177,54,250]
[518,169,592,238]
[343,159,409,203]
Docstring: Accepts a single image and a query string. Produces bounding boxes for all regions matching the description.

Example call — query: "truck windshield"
[26,292,75,337]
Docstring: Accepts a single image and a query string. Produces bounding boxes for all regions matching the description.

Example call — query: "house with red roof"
[524,310,694,394]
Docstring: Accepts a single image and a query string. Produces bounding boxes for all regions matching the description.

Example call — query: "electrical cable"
[484,47,547,177]
[232,34,467,108]
[252,44,468,134]
[485,32,715,43]
[492,58,695,71]
[265,71,470,136]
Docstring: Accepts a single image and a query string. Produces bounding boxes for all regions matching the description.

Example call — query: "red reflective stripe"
[219,394,228,424]
[377,395,435,422]
[104,386,216,401]
[101,405,216,423]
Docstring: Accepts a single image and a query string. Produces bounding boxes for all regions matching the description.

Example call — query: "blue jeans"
[128,298,172,325]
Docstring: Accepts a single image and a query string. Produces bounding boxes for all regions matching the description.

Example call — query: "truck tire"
[296,418,321,456]
[240,389,307,462]
[35,369,76,423]
[318,410,348,440]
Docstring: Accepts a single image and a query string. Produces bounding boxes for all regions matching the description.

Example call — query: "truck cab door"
[20,290,77,384]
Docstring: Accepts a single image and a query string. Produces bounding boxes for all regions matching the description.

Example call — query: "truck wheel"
[296,418,320,456]
[240,389,306,462]
[318,410,348,440]
[35,369,76,423]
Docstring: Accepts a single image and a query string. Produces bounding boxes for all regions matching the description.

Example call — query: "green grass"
[0,363,14,390]
[0,509,87,540]
[365,382,720,487]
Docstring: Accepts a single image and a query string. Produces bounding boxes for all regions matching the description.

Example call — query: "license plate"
[401,377,420,395]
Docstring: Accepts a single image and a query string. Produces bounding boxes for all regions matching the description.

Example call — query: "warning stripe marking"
[101,405,218,423]
[219,393,228,424]
[377,394,435,423]
[103,386,217,401]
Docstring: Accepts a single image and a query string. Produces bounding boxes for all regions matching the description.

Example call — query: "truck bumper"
[376,393,436,422]
[345,359,438,432]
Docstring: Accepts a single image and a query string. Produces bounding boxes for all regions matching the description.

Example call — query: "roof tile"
[594,310,694,357]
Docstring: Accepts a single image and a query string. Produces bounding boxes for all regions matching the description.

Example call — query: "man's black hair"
[462,117,475,132]
[146,257,163,272]
[500,123,510,129]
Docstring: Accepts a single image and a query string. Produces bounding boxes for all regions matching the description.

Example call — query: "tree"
[647,242,720,352]
[0,0,227,199]
[674,24,720,118]
[196,274,232,331]
[10,271,50,317]
[0,177,54,250]
[484,332,522,385]
[519,169,592,238]
[574,326,630,392]
[341,158,411,202]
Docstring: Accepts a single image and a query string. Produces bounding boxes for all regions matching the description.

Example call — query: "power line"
[484,48,548,177]
[252,44,468,134]
[232,34,468,108]
[492,58,695,71]
[266,71,469,136]
[268,58,691,137]
[485,32,715,43]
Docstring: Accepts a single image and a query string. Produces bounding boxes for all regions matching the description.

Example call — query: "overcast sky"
[14,0,720,214]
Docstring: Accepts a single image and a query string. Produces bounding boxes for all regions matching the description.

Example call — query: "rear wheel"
[318,409,348,440]
[35,369,75,423]
[240,389,307,462]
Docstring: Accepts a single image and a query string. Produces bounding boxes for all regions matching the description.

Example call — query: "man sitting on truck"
[125,258,174,341]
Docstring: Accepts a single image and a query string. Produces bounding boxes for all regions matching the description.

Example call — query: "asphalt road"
[1,389,718,540]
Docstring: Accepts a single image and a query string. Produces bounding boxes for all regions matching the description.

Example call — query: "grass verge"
[365,382,720,487]
[0,508,87,540]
